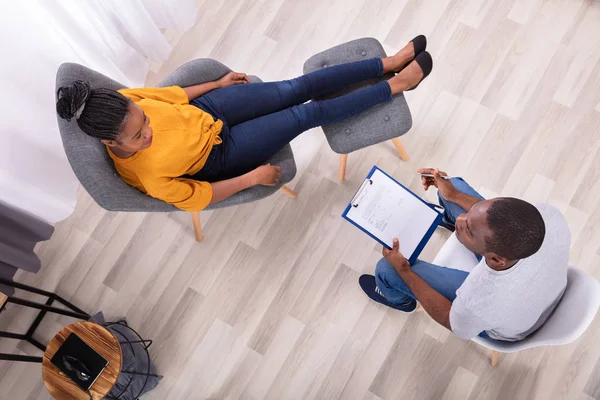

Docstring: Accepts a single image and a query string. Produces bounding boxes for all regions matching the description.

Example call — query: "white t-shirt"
[449,204,570,341]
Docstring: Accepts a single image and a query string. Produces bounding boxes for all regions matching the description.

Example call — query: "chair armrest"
[157,59,232,88]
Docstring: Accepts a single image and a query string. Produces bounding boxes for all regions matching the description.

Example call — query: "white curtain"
[0,0,198,224]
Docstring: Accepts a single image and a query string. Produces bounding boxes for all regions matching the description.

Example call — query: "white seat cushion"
[432,233,479,273]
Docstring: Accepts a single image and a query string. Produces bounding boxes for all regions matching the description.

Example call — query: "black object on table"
[0,276,90,363]
[50,333,109,391]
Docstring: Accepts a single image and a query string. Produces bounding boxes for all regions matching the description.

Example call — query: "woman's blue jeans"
[190,58,391,181]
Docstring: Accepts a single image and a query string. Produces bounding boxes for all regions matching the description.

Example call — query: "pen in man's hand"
[419,173,453,180]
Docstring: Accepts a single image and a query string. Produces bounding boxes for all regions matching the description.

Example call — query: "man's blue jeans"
[190,58,391,181]
[374,178,488,336]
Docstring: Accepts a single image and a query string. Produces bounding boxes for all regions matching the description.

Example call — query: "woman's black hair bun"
[56,80,92,121]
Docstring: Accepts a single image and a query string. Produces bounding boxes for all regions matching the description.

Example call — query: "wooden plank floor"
[3,0,600,399]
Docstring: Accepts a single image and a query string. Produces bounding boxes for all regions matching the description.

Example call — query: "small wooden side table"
[42,322,122,400]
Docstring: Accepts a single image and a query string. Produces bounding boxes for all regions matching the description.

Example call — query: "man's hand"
[382,238,411,273]
[384,237,454,331]
[217,72,250,88]
[417,168,457,201]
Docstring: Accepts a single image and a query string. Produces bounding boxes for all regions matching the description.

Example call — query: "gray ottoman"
[303,37,413,181]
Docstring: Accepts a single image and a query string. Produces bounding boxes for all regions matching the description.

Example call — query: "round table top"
[42,322,123,400]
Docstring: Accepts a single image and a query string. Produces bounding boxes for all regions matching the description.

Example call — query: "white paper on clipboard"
[345,169,440,256]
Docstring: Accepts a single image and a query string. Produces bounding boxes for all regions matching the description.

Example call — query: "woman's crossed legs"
[192,41,427,181]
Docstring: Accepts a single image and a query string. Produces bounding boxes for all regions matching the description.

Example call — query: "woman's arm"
[210,164,281,204]
[182,72,250,101]
[182,81,220,101]
[146,164,280,211]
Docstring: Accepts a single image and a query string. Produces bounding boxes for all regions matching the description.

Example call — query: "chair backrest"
[56,63,176,212]
[474,266,600,352]
[528,267,600,345]
[55,59,234,212]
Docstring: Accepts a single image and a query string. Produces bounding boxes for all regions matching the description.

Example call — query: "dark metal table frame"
[0,277,90,363]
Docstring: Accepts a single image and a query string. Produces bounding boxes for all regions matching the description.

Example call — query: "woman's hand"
[251,164,281,186]
[210,164,280,203]
[217,72,250,88]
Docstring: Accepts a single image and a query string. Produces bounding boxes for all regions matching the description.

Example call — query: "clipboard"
[342,165,443,264]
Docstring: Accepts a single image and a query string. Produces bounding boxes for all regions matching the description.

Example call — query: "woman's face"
[101,103,153,153]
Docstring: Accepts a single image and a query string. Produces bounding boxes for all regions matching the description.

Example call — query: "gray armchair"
[55,59,297,241]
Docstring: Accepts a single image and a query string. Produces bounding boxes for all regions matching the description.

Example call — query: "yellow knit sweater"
[108,86,222,211]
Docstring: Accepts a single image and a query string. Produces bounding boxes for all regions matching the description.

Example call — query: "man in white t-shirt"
[359,167,570,341]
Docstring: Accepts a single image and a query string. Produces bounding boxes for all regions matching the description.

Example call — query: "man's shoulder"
[535,203,569,228]
[535,202,571,251]
[535,203,565,221]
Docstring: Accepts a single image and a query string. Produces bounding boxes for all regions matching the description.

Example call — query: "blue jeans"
[374,178,489,337]
[190,58,391,181]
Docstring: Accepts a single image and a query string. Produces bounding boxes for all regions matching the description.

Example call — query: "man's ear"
[485,253,508,270]
[101,139,117,147]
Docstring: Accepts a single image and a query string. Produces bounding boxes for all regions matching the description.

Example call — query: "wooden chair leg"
[190,212,203,242]
[491,350,499,367]
[339,154,348,182]
[391,138,410,161]
[280,185,297,199]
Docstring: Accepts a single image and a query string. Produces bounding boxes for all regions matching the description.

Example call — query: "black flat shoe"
[395,34,427,73]
[406,51,433,91]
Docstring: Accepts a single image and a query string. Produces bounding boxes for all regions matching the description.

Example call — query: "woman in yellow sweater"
[56,37,431,212]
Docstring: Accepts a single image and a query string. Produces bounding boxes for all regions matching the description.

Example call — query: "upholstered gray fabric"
[303,37,412,154]
[55,63,171,212]
[55,59,296,213]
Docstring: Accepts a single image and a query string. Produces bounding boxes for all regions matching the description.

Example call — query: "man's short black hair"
[485,197,545,260]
